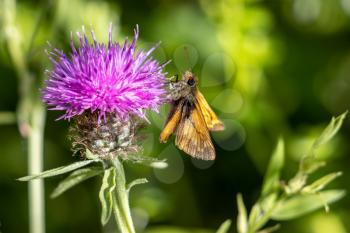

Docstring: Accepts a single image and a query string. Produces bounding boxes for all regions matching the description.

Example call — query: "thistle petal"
[42,25,167,121]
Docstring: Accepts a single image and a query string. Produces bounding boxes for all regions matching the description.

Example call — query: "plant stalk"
[112,158,135,233]
[28,100,46,233]
[112,195,129,233]
[2,1,47,233]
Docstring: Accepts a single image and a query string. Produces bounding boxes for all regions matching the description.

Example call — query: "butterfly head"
[183,71,197,87]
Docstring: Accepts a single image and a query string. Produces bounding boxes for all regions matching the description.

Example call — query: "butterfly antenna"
[183,46,191,71]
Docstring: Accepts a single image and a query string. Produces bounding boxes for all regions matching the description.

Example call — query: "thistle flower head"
[42,25,168,160]
[42,24,167,121]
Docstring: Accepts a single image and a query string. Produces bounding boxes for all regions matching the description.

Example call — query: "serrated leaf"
[312,111,347,150]
[216,219,231,233]
[271,189,345,220]
[237,194,248,233]
[18,160,98,181]
[126,178,148,192]
[51,166,103,198]
[262,139,284,196]
[99,167,117,225]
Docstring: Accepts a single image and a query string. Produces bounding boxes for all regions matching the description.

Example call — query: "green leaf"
[124,154,168,169]
[50,167,103,198]
[300,112,347,175]
[216,219,232,233]
[236,194,248,233]
[299,159,326,175]
[257,224,280,233]
[248,194,277,231]
[302,172,342,194]
[260,193,277,213]
[312,111,347,150]
[285,174,308,195]
[271,189,345,220]
[248,203,262,228]
[99,167,117,225]
[126,178,148,192]
[262,138,284,196]
[18,160,98,181]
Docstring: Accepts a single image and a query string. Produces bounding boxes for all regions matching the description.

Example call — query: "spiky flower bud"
[69,112,143,160]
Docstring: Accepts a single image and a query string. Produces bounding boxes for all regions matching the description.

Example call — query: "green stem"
[112,158,136,233]
[2,1,46,233]
[28,100,46,233]
[112,194,129,233]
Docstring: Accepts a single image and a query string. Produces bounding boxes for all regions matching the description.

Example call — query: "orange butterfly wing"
[196,90,224,131]
[175,101,215,160]
[159,100,184,143]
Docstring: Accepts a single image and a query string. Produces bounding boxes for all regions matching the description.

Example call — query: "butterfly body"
[160,71,224,160]
[168,73,195,101]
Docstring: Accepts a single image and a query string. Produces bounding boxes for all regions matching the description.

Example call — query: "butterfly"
[159,71,224,160]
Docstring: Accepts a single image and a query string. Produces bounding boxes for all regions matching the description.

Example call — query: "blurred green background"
[1,0,350,232]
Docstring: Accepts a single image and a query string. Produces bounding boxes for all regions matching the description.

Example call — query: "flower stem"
[28,100,46,233]
[112,158,136,233]
[112,194,129,233]
[2,1,46,233]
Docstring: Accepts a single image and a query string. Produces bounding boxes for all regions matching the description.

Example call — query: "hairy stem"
[112,158,135,233]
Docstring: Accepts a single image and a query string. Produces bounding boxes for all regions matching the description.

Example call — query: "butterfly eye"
[187,78,195,86]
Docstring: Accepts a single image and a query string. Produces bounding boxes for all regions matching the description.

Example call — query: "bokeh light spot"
[293,0,321,24]
[153,145,184,184]
[211,89,243,114]
[212,119,246,151]
[132,208,149,232]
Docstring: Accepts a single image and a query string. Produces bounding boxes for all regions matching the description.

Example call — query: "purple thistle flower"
[43,24,167,121]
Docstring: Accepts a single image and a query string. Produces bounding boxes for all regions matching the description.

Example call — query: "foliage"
[18,149,167,233]
[229,112,347,233]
